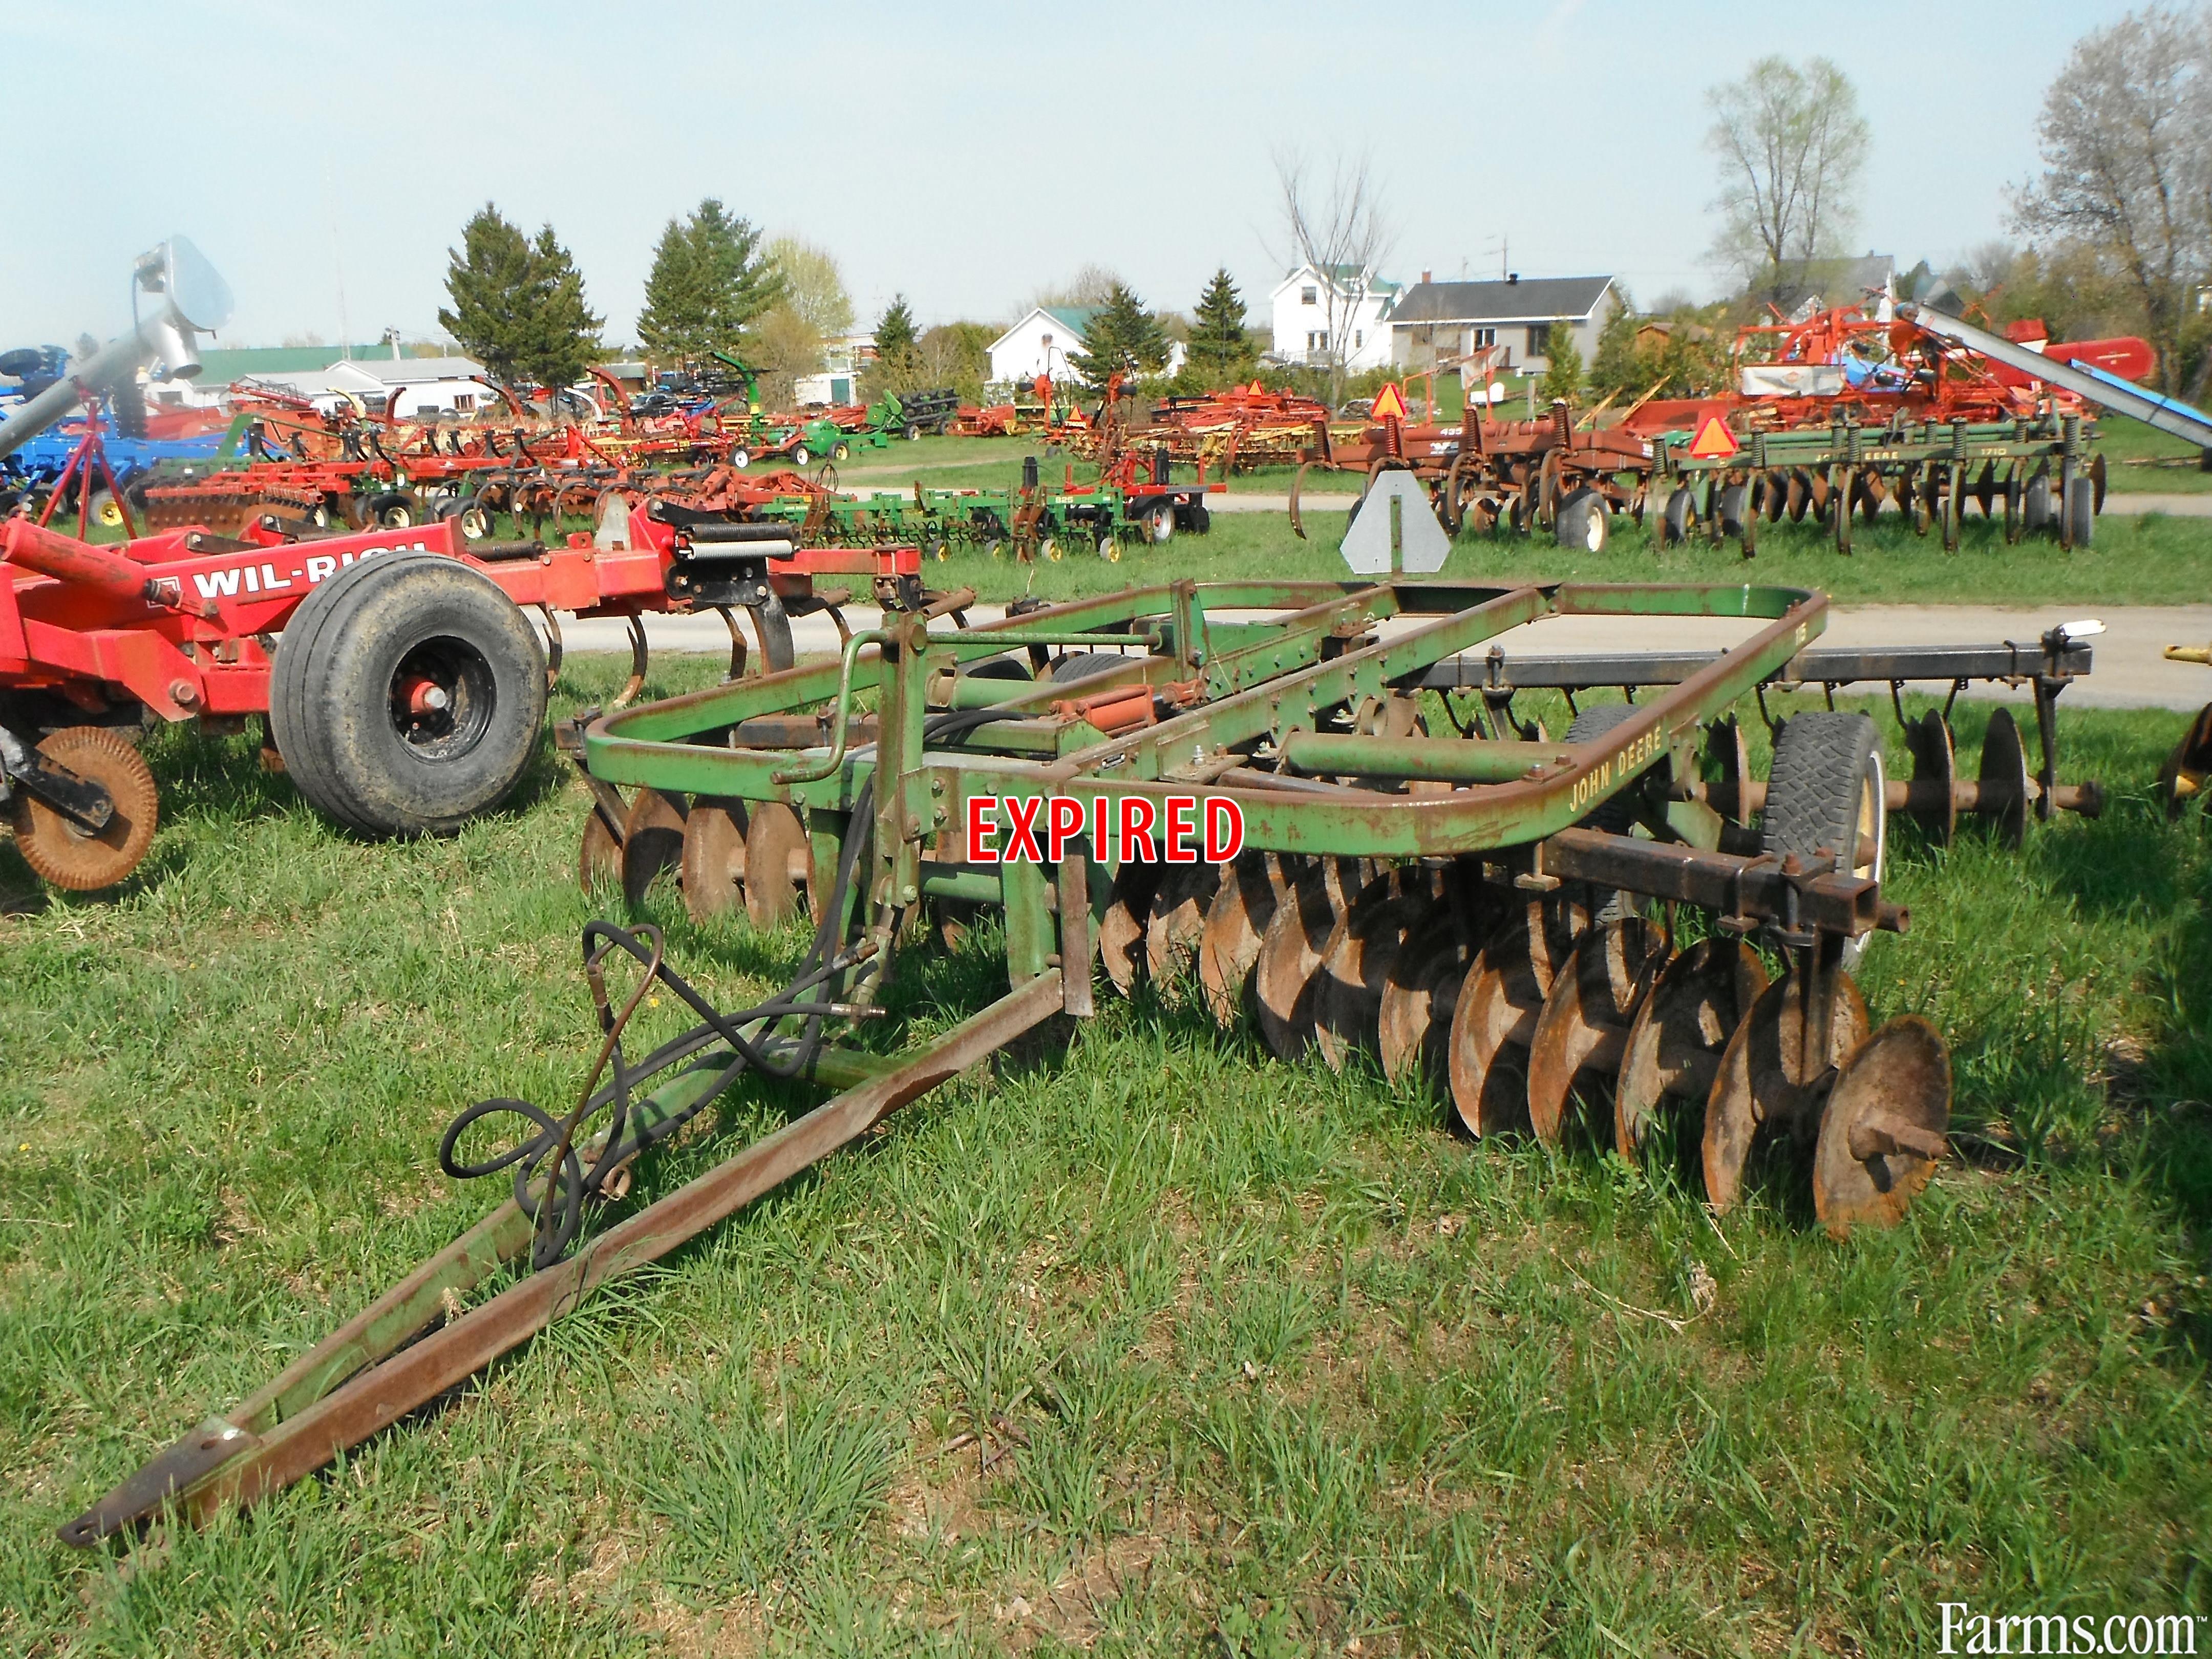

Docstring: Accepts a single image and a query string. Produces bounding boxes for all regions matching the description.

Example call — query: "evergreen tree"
[1186,267,1256,383]
[635,217,701,364]
[874,294,919,369]
[1539,334,1585,406]
[1586,289,1643,402]
[438,206,601,393]
[637,198,782,367]
[518,224,602,393]
[1066,282,1171,388]
[438,205,538,383]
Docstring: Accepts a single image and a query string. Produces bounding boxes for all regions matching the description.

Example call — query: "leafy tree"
[2016,9,2212,393]
[1539,334,1585,406]
[1706,57,1868,307]
[1066,282,1171,388]
[437,205,601,392]
[637,198,782,367]
[768,237,854,338]
[438,205,538,384]
[1186,267,1257,384]
[919,322,994,395]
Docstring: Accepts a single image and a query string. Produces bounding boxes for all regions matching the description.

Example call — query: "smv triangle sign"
[1688,413,1739,459]
[1369,382,1410,422]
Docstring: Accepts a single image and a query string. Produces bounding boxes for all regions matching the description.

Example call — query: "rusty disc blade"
[1614,936,1768,1158]
[1525,918,1669,1145]
[1377,902,1473,1086]
[679,798,750,922]
[578,803,621,895]
[1905,711,1957,846]
[1978,706,2030,849]
[1703,967,1870,1213]
[619,788,687,907]
[742,800,815,929]
[1099,861,1162,993]
[8,726,159,891]
[1313,880,1426,1073]
[1199,853,1289,1026]
[1253,864,1346,1059]
[1444,898,1585,1137]
[1813,1015,1951,1237]
[1144,860,1225,985]
[1705,718,1751,826]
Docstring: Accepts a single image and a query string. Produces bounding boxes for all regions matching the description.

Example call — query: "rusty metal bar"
[65,970,1064,1543]
[1540,826,1900,937]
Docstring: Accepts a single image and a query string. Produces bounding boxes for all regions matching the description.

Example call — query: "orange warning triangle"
[1688,413,1739,459]
[1369,381,1410,422]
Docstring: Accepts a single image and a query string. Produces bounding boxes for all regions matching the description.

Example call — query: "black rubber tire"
[269,551,547,836]
[366,490,419,528]
[832,441,851,462]
[1051,651,1131,684]
[1661,485,1696,546]
[1564,701,1644,833]
[791,444,812,468]
[1190,503,1212,535]
[904,423,922,442]
[1762,712,1883,875]
[963,655,1033,682]
[1555,487,1610,552]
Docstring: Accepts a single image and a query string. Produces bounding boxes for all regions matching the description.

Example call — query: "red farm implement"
[0,502,934,892]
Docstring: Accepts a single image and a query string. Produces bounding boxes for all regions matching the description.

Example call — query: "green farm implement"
[1649,411,2104,554]
[71,573,2105,1545]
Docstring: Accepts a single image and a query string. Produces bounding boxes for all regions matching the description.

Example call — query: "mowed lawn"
[931,496,2212,610]
[2,540,2209,1653]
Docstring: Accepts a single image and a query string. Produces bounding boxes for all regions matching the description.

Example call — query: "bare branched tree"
[1705,57,1870,308]
[1029,265,1123,312]
[1273,148,1394,408]
[2014,6,2212,393]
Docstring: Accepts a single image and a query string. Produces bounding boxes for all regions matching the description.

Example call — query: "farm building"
[986,307,1186,386]
[154,344,500,418]
[1267,264,1401,373]
[1389,274,1621,375]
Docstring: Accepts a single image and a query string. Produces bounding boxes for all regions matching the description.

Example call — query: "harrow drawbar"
[71,577,2088,1547]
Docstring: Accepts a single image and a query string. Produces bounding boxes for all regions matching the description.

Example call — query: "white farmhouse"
[1267,264,1401,373]
[986,306,1186,387]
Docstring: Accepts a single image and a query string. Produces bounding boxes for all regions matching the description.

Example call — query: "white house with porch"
[1267,264,1402,373]
[986,306,1185,386]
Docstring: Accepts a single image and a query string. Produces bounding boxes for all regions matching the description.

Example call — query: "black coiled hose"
[439,701,1022,1269]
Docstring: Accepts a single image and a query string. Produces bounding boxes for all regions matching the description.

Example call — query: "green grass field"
[3,627,2208,1654]
[934,501,2212,609]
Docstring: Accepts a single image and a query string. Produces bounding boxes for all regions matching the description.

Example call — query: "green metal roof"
[1040,306,1100,335]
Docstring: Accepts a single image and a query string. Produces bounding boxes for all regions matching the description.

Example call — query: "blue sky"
[0,1,2139,350]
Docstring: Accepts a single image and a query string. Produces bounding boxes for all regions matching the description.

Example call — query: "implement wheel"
[9,727,159,891]
[1762,711,1883,870]
[269,550,548,836]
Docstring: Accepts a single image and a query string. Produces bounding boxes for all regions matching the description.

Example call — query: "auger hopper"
[68,573,2014,1547]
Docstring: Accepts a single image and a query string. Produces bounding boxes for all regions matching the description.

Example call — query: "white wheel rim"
[1583,503,1605,552]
